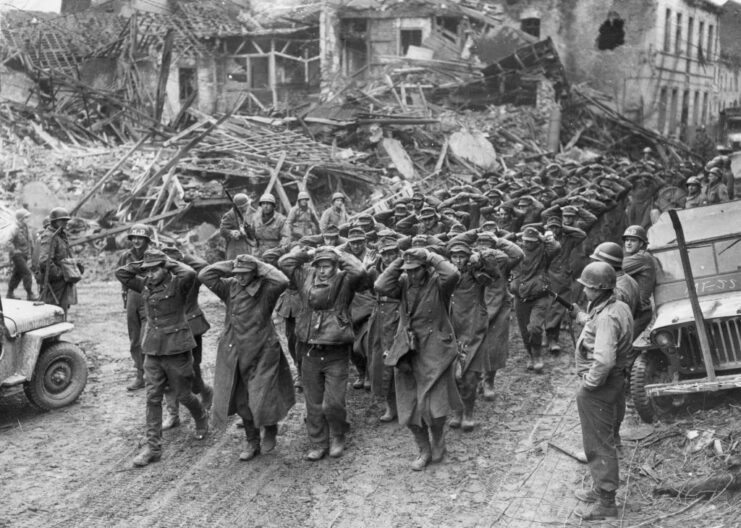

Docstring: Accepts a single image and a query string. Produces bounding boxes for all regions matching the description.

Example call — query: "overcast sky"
[0,0,61,11]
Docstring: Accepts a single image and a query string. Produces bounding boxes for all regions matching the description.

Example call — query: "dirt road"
[0,281,636,527]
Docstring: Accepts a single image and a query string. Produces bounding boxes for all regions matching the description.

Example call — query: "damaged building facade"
[320,0,736,140]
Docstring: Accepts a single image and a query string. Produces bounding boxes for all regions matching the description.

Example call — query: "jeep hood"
[654,292,741,329]
[2,298,66,337]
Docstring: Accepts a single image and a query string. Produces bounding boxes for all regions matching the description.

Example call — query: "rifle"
[545,287,577,348]
[223,187,257,248]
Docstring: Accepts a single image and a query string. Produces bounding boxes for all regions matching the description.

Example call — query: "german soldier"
[115,249,209,467]
[279,246,367,461]
[199,254,295,461]
[374,247,462,471]
[512,226,561,373]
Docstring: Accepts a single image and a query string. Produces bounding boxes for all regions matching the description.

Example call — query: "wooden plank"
[263,151,287,198]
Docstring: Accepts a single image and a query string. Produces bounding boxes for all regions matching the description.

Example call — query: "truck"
[630,201,741,422]
[718,107,741,152]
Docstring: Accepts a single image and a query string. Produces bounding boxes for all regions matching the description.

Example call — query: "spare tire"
[25,341,88,411]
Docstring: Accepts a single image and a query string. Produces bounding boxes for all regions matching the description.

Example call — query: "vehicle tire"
[25,341,88,411]
[630,351,674,423]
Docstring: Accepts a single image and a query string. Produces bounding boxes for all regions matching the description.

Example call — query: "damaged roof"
[0,10,125,72]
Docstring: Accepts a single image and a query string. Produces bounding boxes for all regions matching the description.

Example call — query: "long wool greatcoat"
[198,259,295,430]
[374,253,462,427]
[449,251,502,375]
[364,257,400,397]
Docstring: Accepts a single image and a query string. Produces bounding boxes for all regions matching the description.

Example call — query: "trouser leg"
[163,352,207,425]
[126,293,144,372]
[323,355,350,439]
[191,334,205,395]
[9,254,33,295]
[576,375,622,493]
[143,355,167,454]
[233,371,260,445]
[301,350,330,449]
[285,317,298,366]
[633,308,653,339]
[514,298,533,351]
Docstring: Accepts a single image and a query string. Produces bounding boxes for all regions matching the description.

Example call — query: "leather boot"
[200,385,213,411]
[305,447,328,461]
[482,372,496,401]
[448,410,462,429]
[194,414,209,440]
[162,402,180,430]
[576,490,618,520]
[548,335,561,355]
[262,425,278,453]
[409,425,431,471]
[525,349,534,370]
[329,434,345,458]
[132,446,161,467]
[461,399,476,432]
[239,439,261,461]
[379,401,397,423]
[127,370,145,391]
[531,345,544,373]
[429,419,446,463]
[574,487,599,503]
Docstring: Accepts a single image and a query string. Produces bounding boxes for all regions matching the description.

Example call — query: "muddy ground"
[1,281,740,528]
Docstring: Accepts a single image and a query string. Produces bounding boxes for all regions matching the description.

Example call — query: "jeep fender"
[19,322,75,383]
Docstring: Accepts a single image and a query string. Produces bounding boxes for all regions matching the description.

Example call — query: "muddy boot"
[448,410,462,429]
[576,490,618,521]
[461,399,476,432]
[574,487,599,503]
[482,372,496,402]
[240,421,261,461]
[127,369,145,391]
[409,425,431,471]
[200,385,213,411]
[26,289,38,301]
[429,418,446,463]
[525,349,534,370]
[531,346,544,373]
[162,401,181,431]
[329,434,345,458]
[363,374,371,391]
[132,446,161,467]
[380,400,397,423]
[262,424,278,453]
[352,375,364,389]
[6,290,18,299]
[548,335,561,355]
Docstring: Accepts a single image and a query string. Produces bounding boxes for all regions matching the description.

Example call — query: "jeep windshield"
[649,203,741,304]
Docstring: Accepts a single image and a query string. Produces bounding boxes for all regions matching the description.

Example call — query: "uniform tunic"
[374,254,463,427]
[220,208,255,259]
[286,205,320,241]
[251,210,289,256]
[39,227,78,311]
[575,295,633,494]
[198,260,294,430]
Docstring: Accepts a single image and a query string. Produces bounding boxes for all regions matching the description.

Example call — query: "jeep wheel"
[25,341,88,411]
[630,351,674,423]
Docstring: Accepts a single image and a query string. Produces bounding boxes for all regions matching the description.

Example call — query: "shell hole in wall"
[597,11,625,51]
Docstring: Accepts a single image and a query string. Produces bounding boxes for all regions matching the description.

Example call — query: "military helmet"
[686,176,701,187]
[622,225,648,243]
[259,194,276,205]
[297,191,310,202]
[331,192,345,202]
[49,207,71,222]
[233,193,250,207]
[128,223,152,241]
[577,261,616,290]
[590,242,623,269]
